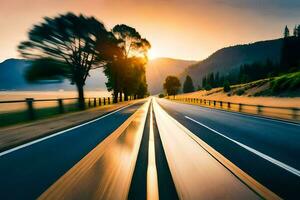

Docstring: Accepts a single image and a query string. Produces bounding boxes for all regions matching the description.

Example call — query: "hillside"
[183,38,283,86]
[146,58,196,94]
[177,72,300,108]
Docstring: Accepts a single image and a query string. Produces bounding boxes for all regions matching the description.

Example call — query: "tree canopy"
[103,24,150,102]
[183,75,195,93]
[18,13,150,107]
[18,13,116,109]
[163,76,181,97]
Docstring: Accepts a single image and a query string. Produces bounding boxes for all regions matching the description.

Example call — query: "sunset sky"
[1,0,300,62]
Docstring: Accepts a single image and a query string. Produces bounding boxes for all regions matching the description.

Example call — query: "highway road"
[157,98,300,199]
[0,100,146,199]
[0,97,299,199]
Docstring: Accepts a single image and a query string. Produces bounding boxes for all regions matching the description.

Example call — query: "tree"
[202,76,207,88]
[18,13,114,109]
[223,80,231,92]
[297,25,300,38]
[183,75,195,93]
[284,25,290,38]
[281,34,300,72]
[163,76,181,97]
[293,25,298,37]
[108,24,151,101]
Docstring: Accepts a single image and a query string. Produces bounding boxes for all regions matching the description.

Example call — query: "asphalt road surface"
[0,101,146,200]
[1,97,299,200]
[157,98,300,199]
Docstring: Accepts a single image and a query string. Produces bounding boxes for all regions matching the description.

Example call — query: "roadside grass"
[256,71,300,96]
[0,98,111,127]
[0,103,80,127]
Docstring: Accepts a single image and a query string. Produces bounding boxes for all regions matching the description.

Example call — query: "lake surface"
[0,90,111,113]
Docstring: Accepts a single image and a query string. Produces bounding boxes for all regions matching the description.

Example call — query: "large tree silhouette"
[163,76,181,97]
[18,13,114,109]
[107,24,150,101]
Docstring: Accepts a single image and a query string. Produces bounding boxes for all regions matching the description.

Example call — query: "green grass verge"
[0,99,111,127]
[256,71,300,96]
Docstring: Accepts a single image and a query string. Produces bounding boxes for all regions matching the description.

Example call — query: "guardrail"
[169,97,300,121]
[0,96,127,126]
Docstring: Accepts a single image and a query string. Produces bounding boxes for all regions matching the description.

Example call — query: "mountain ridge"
[183,38,284,86]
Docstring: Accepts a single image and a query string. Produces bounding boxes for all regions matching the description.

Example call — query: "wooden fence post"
[108,97,110,104]
[220,101,223,108]
[239,103,243,112]
[88,98,91,107]
[99,98,101,106]
[94,98,97,107]
[228,102,231,109]
[26,98,35,120]
[257,105,263,114]
[292,108,298,120]
[58,99,64,113]
[103,97,106,105]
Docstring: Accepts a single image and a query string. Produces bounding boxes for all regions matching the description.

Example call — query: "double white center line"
[147,103,159,200]
[185,116,300,177]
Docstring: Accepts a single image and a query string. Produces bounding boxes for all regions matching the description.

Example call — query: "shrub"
[205,84,212,91]
[158,93,165,98]
[223,81,231,92]
[236,88,245,96]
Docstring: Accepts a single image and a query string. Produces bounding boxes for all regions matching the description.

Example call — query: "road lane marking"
[147,103,159,200]
[0,102,139,157]
[185,116,300,177]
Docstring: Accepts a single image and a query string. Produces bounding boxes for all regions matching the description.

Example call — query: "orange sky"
[1,0,300,62]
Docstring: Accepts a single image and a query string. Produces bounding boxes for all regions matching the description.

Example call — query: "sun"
[147,48,159,60]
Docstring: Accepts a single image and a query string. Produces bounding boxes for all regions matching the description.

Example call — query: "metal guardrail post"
[94,98,97,107]
[26,98,35,120]
[103,97,106,105]
[58,99,64,113]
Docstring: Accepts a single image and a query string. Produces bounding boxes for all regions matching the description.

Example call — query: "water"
[0,90,111,113]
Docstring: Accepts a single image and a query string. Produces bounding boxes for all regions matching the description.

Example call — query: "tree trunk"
[77,84,85,110]
[113,90,118,103]
[119,92,122,102]
[124,91,128,101]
